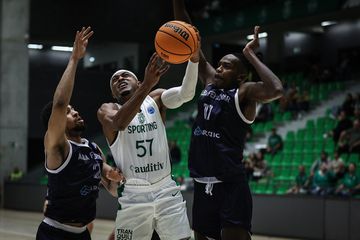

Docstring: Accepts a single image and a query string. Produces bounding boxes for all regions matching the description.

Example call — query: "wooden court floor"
[0,209,299,240]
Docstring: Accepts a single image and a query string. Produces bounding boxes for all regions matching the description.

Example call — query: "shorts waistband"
[124,174,172,190]
[194,177,222,184]
[43,217,87,234]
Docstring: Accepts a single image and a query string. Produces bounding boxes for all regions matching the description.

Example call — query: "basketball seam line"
[157,30,193,53]
[155,40,191,57]
[172,21,197,50]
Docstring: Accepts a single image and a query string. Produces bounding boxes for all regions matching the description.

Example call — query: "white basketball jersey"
[109,96,171,184]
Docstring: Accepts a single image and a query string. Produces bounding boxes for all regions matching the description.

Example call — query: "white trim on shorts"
[43,217,87,234]
[124,174,172,192]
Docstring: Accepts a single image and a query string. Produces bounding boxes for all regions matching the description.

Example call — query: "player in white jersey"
[97,40,200,239]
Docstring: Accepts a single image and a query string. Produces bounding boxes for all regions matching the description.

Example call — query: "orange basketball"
[155,20,199,64]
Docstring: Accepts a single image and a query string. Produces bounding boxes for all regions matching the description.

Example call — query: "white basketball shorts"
[114,175,191,240]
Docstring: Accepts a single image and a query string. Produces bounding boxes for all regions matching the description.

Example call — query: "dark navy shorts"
[192,180,252,239]
[36,221,91,240]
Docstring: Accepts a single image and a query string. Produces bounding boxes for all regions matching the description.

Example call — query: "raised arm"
[97,54,169,142]
[96,147,124,197]
[156,37,200,112]
[45,27,93,170]
[241,26,284,103]
[172,0,215,85]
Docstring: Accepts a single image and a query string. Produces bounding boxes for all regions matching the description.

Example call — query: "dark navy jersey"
[44,138,103,225]
[188,84,253,182]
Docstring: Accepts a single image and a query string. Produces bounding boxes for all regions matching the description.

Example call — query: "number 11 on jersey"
[204,103,213,120]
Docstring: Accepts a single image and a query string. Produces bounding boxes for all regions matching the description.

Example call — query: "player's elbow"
[273,86,284,99]
[180,89,195,103]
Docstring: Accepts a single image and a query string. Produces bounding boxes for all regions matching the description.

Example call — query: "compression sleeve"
[161,60,199,109]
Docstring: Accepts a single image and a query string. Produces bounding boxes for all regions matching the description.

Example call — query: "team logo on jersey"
[193,126,221,139]
[138,112,145,124]
[90,152,102,160]
[78,153,89,161]
[80,185,99,196]
[147,106,155,114]
[116,228,133,240]
[201,89,231,103]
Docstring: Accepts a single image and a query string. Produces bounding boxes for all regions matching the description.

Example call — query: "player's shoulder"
[150,88,165,98]
[100,102,119,110]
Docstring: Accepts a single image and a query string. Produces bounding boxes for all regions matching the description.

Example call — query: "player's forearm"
[173,0,192,24]
[53,58,79,107]
[101,178,119,197]
[112,83,153,130]
[243,49,283,100]
[161,61,198,109]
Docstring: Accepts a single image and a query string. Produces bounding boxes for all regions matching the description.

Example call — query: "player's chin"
[213,79,225,88]
[74,123,86,132]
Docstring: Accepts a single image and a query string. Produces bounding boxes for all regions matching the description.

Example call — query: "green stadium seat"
[306,119,315,129]
[285,131,295,141]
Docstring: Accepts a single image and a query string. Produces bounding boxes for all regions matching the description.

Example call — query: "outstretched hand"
[244,26,260,53]
[143,53,170,88]
[106,168,125,183]
[71,26,94,60]
[190,27,201,63]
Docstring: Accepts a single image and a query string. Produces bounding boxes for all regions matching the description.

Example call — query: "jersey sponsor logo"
[80,185,99,196]
[90,152,102,160]
[127,121,158,134]
[116,228,133,240]
[129,162,164,173]
[194,126,221,139]
[201,89,231,103]
[147,106,155,114]
[138,112,145,124]
[78,153,90,161]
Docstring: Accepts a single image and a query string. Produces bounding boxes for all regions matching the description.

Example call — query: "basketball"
[155,20,199,64]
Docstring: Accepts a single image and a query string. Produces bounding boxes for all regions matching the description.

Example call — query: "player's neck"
[67,135,82,143]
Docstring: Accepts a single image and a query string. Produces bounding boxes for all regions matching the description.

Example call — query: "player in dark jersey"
[173,1,284,239]
[36,27,123,240]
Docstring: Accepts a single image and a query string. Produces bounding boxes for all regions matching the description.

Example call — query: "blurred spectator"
[252,151,268,180]
[310,163,334,196]
[337,118,360,154]
[283,83,299,112]
[335,163,360,197]
[169,140,181,164]
[329,151,344,174]
[243,157,254,181]
[255,103,273,123]
[9,167,23,181]
[266,128,283,155]
[297,90,310,112]
[341,93,355,117]
[287,165,309,194]
[310,151,330,174]
[328,110,353,143]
